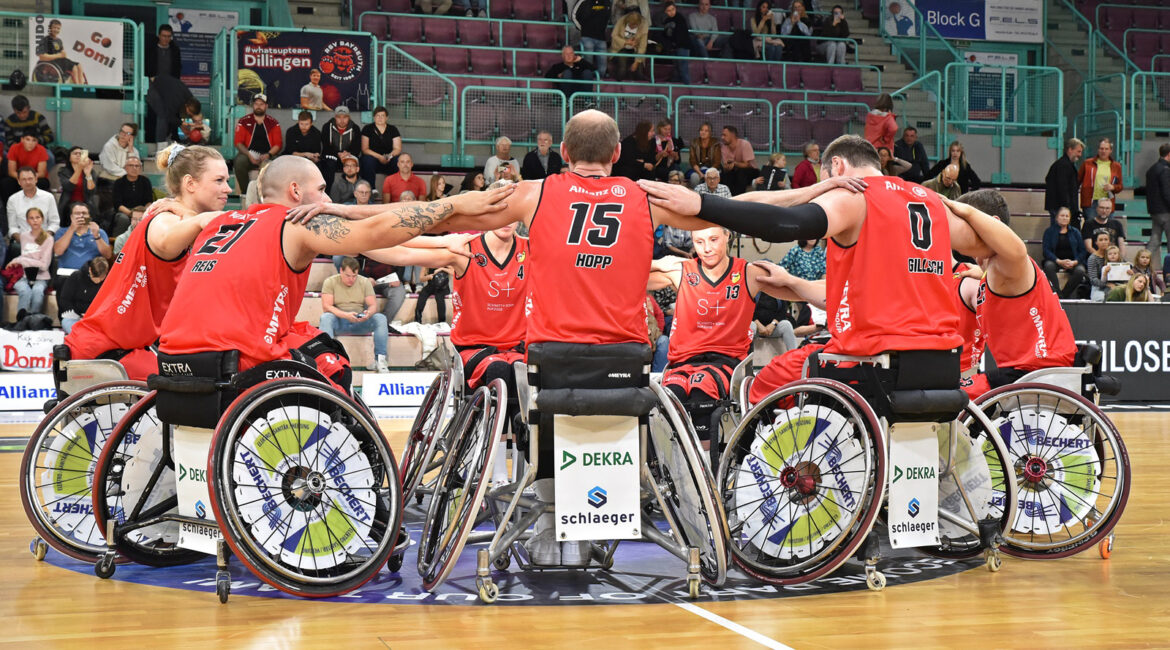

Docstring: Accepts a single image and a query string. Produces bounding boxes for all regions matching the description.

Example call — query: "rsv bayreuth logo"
[587,486,607,508]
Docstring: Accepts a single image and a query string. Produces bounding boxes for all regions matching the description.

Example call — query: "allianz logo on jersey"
[569,185,610,197]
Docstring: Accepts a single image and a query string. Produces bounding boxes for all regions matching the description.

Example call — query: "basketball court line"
[673,602,793,650]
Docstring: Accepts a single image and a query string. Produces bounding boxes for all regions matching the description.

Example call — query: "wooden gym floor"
[2,412,1167,649]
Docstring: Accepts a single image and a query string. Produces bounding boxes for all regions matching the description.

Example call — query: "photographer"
[51,202,111,292]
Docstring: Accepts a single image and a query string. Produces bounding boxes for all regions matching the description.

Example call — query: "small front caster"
[1100,533,1114,559]
[216,571,231,604]
[865,564,885,591]
[94,553,116,579]
[30,537,48,561]
[985,549,1002,573]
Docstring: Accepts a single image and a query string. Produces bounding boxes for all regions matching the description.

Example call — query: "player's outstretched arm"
[362,243,470,276]
[735,175,867,207]
[749,261,827,308]
[141,198,226,260]
[639,179,831,242]
[433,180,541,233]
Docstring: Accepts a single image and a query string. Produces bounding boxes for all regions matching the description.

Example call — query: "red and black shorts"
[748,343,825,405]
[663,353,741,402]
[457,343,525,391]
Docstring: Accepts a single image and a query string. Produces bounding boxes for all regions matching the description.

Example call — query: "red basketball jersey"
[159,204,310,370]
[66,213,187,352]
[451,233,529,349]
[525,173,654,345]
[973,258,1076,372]
[668,257,756,363]
[825,176,963,356]
[952,261,979,375]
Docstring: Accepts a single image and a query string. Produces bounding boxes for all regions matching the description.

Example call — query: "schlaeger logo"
[587,486,608,508]
[908,497,921,518]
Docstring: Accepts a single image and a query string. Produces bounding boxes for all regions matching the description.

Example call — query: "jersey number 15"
[567,202,623,248]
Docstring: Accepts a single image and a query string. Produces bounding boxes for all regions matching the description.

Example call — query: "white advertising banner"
[554,415,641,542]
[173,425,222,556]
[887,422,941,549]
[0,329,62,372]
[29,15,124,86]
[360,371,438,407]
[0,371,57,410]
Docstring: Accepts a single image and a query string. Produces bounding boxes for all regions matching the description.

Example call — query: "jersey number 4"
[567,202,623,248]
[908,203,932,251]
[196,220,257,256]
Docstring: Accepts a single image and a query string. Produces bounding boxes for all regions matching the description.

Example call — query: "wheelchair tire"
[208,377,403,598]
[20,381,149,563]
[399,369,454,508]
[717,378,887,585]
[90,391,205,567]
[973,383,1131,560]
[417,380,506,592]
[649,381,730,586]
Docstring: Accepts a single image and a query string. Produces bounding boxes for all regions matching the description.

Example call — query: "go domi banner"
[28,15,124,86]
[236,29,373,111]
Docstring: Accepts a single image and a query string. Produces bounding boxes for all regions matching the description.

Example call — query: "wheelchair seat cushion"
[528,342,652,390]
[536,387,659,417]
[888,389,968,422]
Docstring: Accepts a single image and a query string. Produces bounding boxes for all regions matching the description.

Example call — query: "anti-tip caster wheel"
[985,551,1002,573]
[94,553,116,579]
[477,578,499,604]
[492,553,510,571]
[387,554,404,573]
[415,492,424,505]
[687,576,701,600]
[30,538,48,561]
[216,574,231,604]
[1100,534,1115,560]
[866,569,886,591]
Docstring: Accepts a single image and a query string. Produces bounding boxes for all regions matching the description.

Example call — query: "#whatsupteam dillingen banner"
[236,30,372,111]
[28,15,124,86]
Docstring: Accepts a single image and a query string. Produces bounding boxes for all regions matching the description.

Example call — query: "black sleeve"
[545,62,568,79]
[1159,167,1170,207]
[58,273,79,313]
[927,158,946,180]
[696,194,829,243]
[345,124,363,156]
[520,152,541,180]
[172,45,182,78]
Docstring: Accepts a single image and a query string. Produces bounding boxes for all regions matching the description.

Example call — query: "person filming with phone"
[51,201,111,292]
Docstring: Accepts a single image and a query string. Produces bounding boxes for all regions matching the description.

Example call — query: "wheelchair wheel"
[417,380,506,591]
[90,391,205,567]
[20,382,148,563]
[649,382,729,586]
[922,402,1019,559]
[973,383,1130,560]
[208,377,403,598]
[399,369,454,508]
[717,378,886,585]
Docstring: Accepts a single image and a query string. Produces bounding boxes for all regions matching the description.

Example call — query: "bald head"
[941,164,959,187]
[260,156,326,206]
[562,109,621,166]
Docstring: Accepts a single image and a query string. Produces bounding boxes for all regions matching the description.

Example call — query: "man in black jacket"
[1045,137,1084,228]
[321,106,363,194]
[1146,142,1170,266]
[658,1,694,84]
[144,25,186,146]
[544,45,598,99]
[570,0,611,79]
[520,131,565,180]
[893,126,930,183]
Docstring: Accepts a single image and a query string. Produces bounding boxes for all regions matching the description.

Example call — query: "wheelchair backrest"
[809,348,967,423]
[149,350,240,429]
[527,342,651,390]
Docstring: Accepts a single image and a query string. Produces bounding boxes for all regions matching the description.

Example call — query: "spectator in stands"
[1078,138,1122,216]
[113,206,146,257]
[754,289,797,352]
[687,121,722,186]
[688,0,725,57]
[112,157,154,222]
[320,256,391,373]
[426,175,452,201]
[653,119,685,181]
[177,98,210,145]
[546,45,598,99]
[382,153,427,203]
[329,155,361,204]
[285,110,326,185]
[1131,248,1164,296]
[780,2,814,62]
[661,224,694,257]
[720,125,757,195]
[460,170,486,193]
[6,167,59,245]
[58,257,110,335]
[1145,142,1170,267]
[923,163,961,200]
[57,147,108,235]
[495,162,520,184]
[779,238,826,281]
[360,106,402,187]
[1086,232,1111,302]
[894,126,930,183]
[667,170,687,185]
[751,2,784,61]
[613,0,648,19]
[233,94,282,194]
[753,152,788,190]
[817,5,849,64]
[2,96,55,169]
[53,202,111,292]
[1107,273,1152,303]
[522,131,566,180]
[1041,206,1087,299]
[321,106,362,194]
[646,291,669,372]
[145,74,193,155]
[864,93,898,152]
[609,11,650,80]
[145,24,181,81]
[659,2,694,84]
[417,0,453,14]
[413,266,452,324]
[461,0,487,18]
[353,180,373,205]
[1045,137,1084,228]
[877,146,911,177]
[651,282,676,334]
[1082,196,1125,255]
[884,0,915,36]
[97,123,139,182]
[6,129,51,191]
[616,122,657,181]
[791,141,821,189]
[571,0,612,79]
[299,69,331,111]
[6,207,53,321]
[484,137,520,185]
[928,140,980,194]
[696,168,732,198]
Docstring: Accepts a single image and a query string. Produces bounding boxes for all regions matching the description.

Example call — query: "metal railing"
[776,99,870,152]
[571,92,672,141]
[459,85,565,156]
[1129,72,1170,177]
[891,70,943,162]
[676,95,775,153]
[943,62,1063,183]
[382,44,459,163]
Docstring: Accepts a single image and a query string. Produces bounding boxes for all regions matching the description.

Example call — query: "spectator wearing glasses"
[98,123,140,182]
[112,157,155,222]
